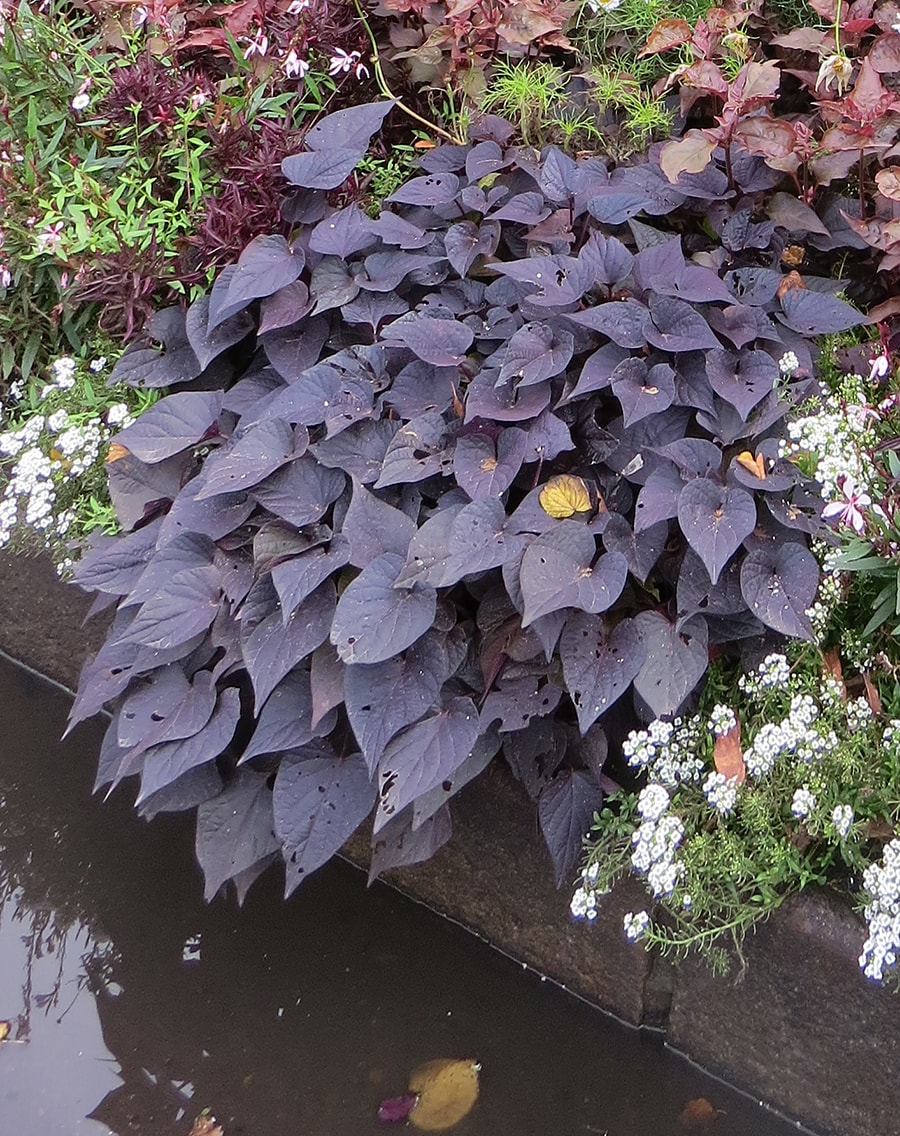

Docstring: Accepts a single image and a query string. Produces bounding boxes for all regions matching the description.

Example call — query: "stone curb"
[2,550,896,1136]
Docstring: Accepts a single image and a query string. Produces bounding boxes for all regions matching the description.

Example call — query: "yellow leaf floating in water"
[0,1021,9,1042]
[407,1058,480,1131]
[538,474,591,519]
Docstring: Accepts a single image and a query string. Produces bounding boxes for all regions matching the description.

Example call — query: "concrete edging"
[2,550,896,1136]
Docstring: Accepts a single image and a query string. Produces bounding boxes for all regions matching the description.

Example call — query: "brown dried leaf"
[781,245,806,266]
[736,450,766,479]
[733,116,796,163]
[0,1021,10,1042]
[659,130,715,184]
[713,720,745,785]
[776,270,806,298]
[106,442,130,464]
[863,672,883,715]
[189,1116,224,1136]
[639,17,693,57]
[867,295,900,322]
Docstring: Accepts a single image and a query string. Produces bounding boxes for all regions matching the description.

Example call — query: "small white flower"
[243,28,269,59]
[817,52,853,96]
[0,265,10,288]
[831,804,854,839]
[709,704,737,737]
[791,786,816,819]
[71,92,90,111]
[702,771,738,815]
[47,409,69,432]
[778,350,800,376]
[284,49,309,79]
[189,89,208,111]
[623,910,650,941]
[328,48,368,79]
[637,784,670,823]
[89,356,107,372]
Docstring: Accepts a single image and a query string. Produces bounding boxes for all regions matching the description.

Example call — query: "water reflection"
[0,658,815,1136]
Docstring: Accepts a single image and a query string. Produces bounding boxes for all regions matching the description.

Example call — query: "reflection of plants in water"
[0,890,118,1044]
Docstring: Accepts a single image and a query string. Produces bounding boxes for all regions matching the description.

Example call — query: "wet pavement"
[0,656,816,1136]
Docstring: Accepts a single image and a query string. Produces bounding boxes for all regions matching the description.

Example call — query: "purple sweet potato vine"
[67,101,870,900]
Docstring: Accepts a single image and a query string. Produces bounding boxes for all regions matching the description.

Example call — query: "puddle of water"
[0,657,814,1136]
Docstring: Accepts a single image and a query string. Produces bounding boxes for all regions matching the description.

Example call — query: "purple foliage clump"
[67,103,867,898]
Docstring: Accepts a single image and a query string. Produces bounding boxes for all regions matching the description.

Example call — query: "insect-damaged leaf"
[519,523,628,626]
[345,633,449,774]
[633,611,708,717]
[195,770,279,901]
[539,769,604,888]
[740,542,818,640]
[677,479,757,584]
[113,391,223,463]
[196,419,298,499]
[369,804,452,882]
[560,613,645,733]
[705,348,778,420]
[375,696,480,831]
[138,688,242,802]
[303,99,395,153]
[332,551,437,664]
[499,323,574,386]
[274,752,376,894]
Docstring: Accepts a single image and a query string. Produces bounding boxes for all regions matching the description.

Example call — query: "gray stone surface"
[1,549,898,1135]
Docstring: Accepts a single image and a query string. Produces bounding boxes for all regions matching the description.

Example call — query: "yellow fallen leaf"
[539,474,591,519]
[735,450,766,480]
[188,1115,224,1136]
[408,1058,480,1131]
[0,1021,10,1042]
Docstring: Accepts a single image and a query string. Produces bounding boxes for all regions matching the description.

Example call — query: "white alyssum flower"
[779,350,799,376]
[791,786,816,819]
[623,910,650,941]
[702,771,738,815]
[831,804,854,839]
[846,696,873,733]
[860,840,900,981]
[71,92,90,111]
[47,409,69,432]
[89,355,107,372]
[637,783,670,822]
[570,886,598,920]
[709,704,737,737]
[106,403,133,428]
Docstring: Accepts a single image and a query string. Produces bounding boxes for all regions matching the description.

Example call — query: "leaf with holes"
[275,752,376,895]
[633,611,708,717]
[705,348,778,419]
[332,552,436,664]
[560,613,645,733]
[678,480,757,584]
[520,524,627,626]
[740,542,818,640]
[374,696,480,832]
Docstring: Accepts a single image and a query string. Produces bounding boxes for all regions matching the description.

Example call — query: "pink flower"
[35,221,64,256]
[823,478,871,534]
[284,49,309,79]
[869,353,890,382]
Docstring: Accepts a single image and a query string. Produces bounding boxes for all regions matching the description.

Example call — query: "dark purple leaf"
[382,318,474,366]
[587,189,654,225]
[242,580,335,710]
[376,412,454,488]
[107,450,191,531]
[578,232,633,287]
[309,204,374,257]
[138,688,241,802]
[252,456,345,525]
[138,762,223,822]
[445,220,501,276]
[71,522,162,596]
[224,235,305,308]
[314,420,399,485]
[271,536,351,620]
[368,805,452,882]
[520,523,627,625]
[196,419,297,499]
[195,771,278,901]
[611,358,675,427]
[778,289,865,336]
[740,542,817,640]
[119,566,221,650]
[282,148,369,190]
[602,513,667,583]
[367,211,431,248]
[309,257,361,314]
[705,348,778,419]
[564,301,648,348]
[342,480,416,567]
[343,291,407,335]
[303,100,394,152]
[539,769,604,887]
[499,323,574,386]
[454,427,526,500]
[412,730,499,829]
[345,633,448,773]
[374,695,480,831]
[481,675,562,733]
[262,317,329,382]
[633,611,708,717]
[258,280,312,335]
[114,391,223,463]
[396,499,515,588]
[332,551,436,664]
[310,643,344,728]
[643,294,720,352]
[678,480,757,584]
[387,173,460,205]
[488,192,550,225]
[464,368,551,423]
[275,752,376,893]
[560,613,645,734]
[185,296,255,370]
